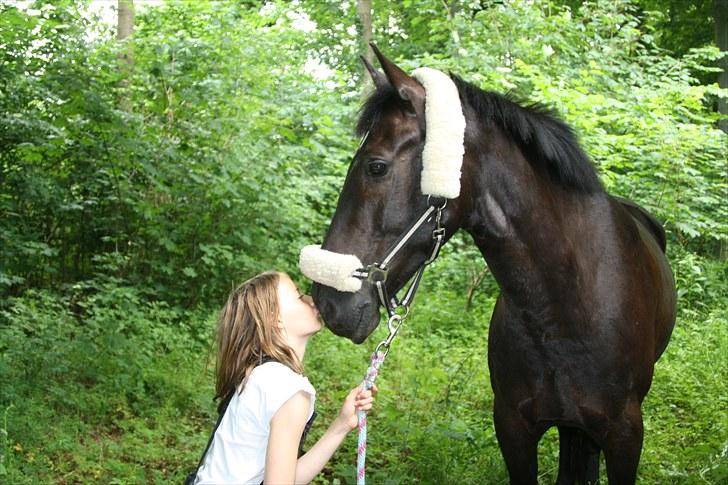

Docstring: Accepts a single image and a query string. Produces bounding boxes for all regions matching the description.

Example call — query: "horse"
[306,46,676,484]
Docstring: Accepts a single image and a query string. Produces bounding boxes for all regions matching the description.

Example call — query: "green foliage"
[1,0,726,483]
[0,276,215,482]
[0,0,357,306]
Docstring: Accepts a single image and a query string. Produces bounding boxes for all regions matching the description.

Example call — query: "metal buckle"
[425,229,445,265]
[352,269,369,280]
[392,305,409,318]
[366,264,388,284]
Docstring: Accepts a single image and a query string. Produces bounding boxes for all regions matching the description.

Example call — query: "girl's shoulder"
[243,362,316,422]
[247,362,315,395]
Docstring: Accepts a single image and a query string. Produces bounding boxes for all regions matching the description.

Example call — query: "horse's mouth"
[321,300,379,344]
[349,309,378,344]
[313,281,381,344]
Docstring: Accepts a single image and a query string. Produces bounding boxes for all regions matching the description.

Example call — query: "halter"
[350,196,447,319]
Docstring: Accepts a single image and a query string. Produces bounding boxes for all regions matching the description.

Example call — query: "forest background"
[1,0,726,483]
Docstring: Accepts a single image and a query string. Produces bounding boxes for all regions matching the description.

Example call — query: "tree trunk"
[716,0,727,259]
[446,0,461,57]
[716,0,727,134]
[356,0,373,95]
[117,0,134,109]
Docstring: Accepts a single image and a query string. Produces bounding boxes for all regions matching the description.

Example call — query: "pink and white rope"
[356,350,385,485]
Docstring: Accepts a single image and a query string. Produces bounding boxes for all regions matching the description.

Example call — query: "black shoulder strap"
[190,356,278,479]
[190,390,234,478]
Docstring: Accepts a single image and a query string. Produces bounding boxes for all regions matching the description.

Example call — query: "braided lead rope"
[357,350,385,485]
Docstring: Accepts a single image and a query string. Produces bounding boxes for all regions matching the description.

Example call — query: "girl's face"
[277,273,321,339]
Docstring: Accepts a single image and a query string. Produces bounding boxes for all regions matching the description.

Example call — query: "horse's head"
[306,47,466,343]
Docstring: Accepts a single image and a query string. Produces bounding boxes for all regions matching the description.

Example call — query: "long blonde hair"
[215,271,302,403]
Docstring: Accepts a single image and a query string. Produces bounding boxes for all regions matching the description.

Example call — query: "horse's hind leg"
[556,427,600,485]
[493,399,540,485]
[601,400,644,485]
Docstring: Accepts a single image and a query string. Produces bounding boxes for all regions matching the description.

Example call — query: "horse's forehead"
[367,108,418,147]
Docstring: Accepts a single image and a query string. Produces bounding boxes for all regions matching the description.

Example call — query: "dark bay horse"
[310,47,676,484]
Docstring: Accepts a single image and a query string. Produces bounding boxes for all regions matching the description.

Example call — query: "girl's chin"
[307,320,323,335]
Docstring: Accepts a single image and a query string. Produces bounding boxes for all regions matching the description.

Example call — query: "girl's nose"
[302,294,314,307]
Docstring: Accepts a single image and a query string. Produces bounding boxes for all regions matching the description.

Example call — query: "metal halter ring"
[391,305,409,319]
[427,195,448,211]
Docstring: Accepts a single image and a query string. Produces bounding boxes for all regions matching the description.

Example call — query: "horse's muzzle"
[311,283,380,344]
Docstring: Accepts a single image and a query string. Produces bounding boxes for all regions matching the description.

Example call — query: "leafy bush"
[0,279,214,482]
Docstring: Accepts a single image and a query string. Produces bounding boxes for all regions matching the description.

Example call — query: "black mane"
[356,83,401,138]
[356,76,603,193]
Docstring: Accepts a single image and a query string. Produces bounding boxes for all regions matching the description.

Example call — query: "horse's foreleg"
[493,398,540,485]
[601,400,644,485]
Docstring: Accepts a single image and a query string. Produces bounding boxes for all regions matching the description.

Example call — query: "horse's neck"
[460,131,606,313]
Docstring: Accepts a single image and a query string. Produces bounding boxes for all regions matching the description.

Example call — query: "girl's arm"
[265,391,311,484]
[265,385,376,485]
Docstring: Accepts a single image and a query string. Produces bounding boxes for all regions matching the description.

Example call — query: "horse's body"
[310,48,676,484]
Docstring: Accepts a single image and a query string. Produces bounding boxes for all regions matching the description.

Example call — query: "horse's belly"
[488,317,648,426]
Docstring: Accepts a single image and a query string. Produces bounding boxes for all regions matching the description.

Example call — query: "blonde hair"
[215,271,303,403]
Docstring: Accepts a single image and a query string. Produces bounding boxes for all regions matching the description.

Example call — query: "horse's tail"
[557,427,600,485]
[612,196,667,253]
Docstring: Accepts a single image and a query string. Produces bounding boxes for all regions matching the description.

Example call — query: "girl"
[193,271,376,484]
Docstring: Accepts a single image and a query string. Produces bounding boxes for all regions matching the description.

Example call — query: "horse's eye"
[366,160,388,177]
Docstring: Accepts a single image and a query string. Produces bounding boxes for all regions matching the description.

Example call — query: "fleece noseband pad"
[299,245,363,293]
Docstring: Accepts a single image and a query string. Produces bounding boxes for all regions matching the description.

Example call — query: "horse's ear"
[370,43,425,116]
[360,55,388,90]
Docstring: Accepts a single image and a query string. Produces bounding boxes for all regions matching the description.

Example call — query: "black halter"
[351,197,447,318]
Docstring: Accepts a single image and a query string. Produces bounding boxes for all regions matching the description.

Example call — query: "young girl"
[193,271,376,484]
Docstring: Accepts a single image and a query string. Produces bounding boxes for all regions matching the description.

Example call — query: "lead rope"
[356,313,406,485]
[356,350,384,485]
[354,201,445,484]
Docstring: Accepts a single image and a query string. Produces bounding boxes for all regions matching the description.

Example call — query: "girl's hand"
[335,383,378,432]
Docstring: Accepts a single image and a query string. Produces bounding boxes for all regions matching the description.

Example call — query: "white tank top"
[194,362,316,484]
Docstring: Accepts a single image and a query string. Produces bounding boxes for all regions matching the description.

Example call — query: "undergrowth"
[1,251,726,484]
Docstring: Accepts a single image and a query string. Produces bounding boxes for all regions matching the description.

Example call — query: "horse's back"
[610,195,676,361]
[611,195,666,252]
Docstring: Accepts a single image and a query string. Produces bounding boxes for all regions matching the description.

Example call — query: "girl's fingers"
[354,384,378,412]
[355,385,378,398]
[355,398,374,408]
